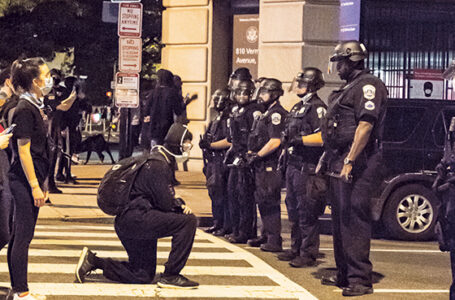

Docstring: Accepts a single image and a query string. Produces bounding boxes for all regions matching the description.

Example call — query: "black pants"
[99,204,197,284]
[254,165,282,246]
[285,164,320,259]
[227,167,255,238]
[0,150,12,250]
[205,158,229,230]
[329,152,383,288]
[8,176,40,293]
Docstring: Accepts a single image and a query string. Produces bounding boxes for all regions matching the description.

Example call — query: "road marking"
[35,225,115,231]
[32,231,206,240]
[29,239,220,247]
[0,283,315,299]
[320,247,446,254]
[0,249,244,260]
[197,230,317,299]
[334,288,449,293]
[0,264,265,276]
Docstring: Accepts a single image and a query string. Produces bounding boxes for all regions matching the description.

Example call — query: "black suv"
[371,98,455,240]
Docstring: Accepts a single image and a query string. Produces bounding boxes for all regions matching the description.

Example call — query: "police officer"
[200,88,232,235]
[302,41,387,296]
[247,78,288,252]
[278,68,327,267]
[224,79,264,243]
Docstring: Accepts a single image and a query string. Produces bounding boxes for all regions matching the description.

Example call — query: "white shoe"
[13,292,46,300]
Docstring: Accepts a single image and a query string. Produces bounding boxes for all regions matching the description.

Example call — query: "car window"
[433,110,455,147]
[382,107,425,142]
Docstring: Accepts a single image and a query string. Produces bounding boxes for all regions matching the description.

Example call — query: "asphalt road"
[0,219,450,300]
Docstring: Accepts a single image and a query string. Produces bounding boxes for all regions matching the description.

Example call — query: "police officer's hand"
[246,152,260,165]
[340,164,353,183]
[181,205,193,215]
[289,135,303,147]
[199,138,210,150]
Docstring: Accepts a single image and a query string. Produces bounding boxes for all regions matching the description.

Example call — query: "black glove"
[199,138,211,149]
[289,135,303,147]
[246,152,260,165]
[172,197,186,213]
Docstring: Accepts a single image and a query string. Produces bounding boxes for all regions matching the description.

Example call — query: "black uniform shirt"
[129,157,177,212]
[286,93,327,162]
[248,101,288,162]
[227,102,264,152]
[9,99,50,185]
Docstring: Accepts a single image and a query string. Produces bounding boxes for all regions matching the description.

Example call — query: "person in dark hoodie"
[144,69,184,148]
[75,123,198,289]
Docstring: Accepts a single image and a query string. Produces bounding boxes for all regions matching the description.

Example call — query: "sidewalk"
[39,164,213,222]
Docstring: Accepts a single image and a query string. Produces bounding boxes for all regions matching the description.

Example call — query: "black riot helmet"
[228,68,252,102]
[290,67,325,95]
[234,79,255,106]
[330,40,368,62]
[211,88,230,112]
[254,78,284,107]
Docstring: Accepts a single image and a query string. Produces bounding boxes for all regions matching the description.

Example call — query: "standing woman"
[8,57,52,300]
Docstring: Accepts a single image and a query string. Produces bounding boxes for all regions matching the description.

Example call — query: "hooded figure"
[76,123,199,289]
[145,69,185,147]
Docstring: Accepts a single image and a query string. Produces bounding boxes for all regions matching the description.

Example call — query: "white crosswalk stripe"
[0,223,317,299]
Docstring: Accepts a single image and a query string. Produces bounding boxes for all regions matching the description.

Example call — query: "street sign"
[115,72,139,108]
[119,38,142,72]
[118,3,143,37]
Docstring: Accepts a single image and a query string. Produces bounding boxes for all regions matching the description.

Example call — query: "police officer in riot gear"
[278,68,327,267]
[228,68,253,104]
[224,79,264,243]
[246,78,288,252]
[433,62,455,300]
[310,40,387,296]
[200,88,232,235]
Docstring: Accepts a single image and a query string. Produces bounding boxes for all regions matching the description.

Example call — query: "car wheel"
[382,184,439,241]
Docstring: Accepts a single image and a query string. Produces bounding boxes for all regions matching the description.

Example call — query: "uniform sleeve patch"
[363,84,376,100]
[364,100,375,111]
[316,107,327,119]
[271,112,282,125]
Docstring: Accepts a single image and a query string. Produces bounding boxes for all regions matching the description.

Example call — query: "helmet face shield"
[289,77,308,94]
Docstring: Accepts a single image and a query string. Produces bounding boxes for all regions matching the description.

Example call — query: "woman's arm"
[17,138,45,207]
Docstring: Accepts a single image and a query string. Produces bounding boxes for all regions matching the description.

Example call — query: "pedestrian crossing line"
[28,239,220,248]
[35,225,115,231]
[0,283,313,298]
[0,249,248,260]
[333,288,449,293]
[32,231,207,240]
[196,230,317,300]
[0,265,263,276]
[319,247,446,254]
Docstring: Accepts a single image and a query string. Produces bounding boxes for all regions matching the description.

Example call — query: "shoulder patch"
[299,107,306,114]
[364,100,375,111]
[316,107,327,119]
[362,84,376,100]
[271,113,282,125]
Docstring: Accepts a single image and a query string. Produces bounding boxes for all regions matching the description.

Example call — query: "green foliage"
[0,0,163,105]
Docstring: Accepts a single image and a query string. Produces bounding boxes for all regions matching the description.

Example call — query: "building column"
[161,0,231,170]
[258,0,340,109]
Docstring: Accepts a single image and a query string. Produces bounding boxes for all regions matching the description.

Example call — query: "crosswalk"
[0,222,317,299]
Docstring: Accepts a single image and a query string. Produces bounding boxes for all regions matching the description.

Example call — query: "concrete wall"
[258,0,340,110]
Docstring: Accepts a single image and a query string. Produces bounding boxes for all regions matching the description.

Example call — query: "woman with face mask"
[8,57,52,300]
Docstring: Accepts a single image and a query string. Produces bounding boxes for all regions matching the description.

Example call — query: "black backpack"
[97,152,166,215]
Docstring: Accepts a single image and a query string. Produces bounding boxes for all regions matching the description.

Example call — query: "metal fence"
[360,0,455,99]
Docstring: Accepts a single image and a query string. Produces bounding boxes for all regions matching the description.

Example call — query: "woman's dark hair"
[11,57,46,93]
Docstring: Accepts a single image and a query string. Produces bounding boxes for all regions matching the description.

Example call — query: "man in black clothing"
[247,78,288,252]
[144,69,184,147]
[75,123,198,289]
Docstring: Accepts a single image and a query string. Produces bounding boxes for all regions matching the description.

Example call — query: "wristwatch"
[343,158,354,165]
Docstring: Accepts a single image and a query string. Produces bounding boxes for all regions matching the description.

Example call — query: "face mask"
[38,76,53,96]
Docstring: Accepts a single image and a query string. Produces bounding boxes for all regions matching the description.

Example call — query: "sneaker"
[13,292,46,300]
[75,247,97,283]
[157,274,199,289]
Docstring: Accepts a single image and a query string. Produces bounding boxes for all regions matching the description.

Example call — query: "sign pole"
[116,1,142,159]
